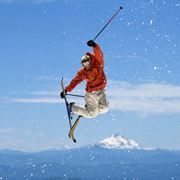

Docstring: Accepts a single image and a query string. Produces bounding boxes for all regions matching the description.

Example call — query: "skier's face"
[82,61,91,70]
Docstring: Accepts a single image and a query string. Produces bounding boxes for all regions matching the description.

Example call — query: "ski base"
[69,133,77,143]
[68,116,81,142]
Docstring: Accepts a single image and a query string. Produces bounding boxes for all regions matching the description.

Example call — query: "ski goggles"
[81,60,90,67]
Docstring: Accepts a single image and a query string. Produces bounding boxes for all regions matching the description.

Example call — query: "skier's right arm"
[65,70,85,92]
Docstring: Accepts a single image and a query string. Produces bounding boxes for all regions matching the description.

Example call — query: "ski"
[68,115,81,139]
[61,78,77,143]
[61,78,83,143]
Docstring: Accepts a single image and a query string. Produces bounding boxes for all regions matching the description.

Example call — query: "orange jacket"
[65,44,107,92]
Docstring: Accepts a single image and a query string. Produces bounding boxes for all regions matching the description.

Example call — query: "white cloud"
[29,91,58,96]
[0,128,17,134]
[7,97,61,104]
[108,80,180,98]
[110,97,180,113]
[2,80,180,114]
[107,80,180,114]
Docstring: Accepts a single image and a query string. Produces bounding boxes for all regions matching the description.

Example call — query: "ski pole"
[93,6,123,41]
[67,93,85,98]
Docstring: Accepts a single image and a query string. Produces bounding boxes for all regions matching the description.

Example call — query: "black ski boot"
[67,102,75,116]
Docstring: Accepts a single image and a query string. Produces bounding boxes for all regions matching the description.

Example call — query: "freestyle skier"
[60,40,109,118]
[60,6,122,142]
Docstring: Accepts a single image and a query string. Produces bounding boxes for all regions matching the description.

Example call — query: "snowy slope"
[97,134,151,150]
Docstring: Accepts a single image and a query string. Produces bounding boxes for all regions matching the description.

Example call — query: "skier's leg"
[98,90,109,114]
[71,92,100,118]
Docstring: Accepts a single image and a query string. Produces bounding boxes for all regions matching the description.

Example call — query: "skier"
[60,40,109,118]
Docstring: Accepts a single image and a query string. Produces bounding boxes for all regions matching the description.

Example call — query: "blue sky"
[0,0,180,151]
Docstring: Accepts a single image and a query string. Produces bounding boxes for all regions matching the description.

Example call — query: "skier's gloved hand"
[60,90,67,99]
[87,40,96,47]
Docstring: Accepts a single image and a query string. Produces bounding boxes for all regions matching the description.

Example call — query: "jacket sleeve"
[93,44,104,69]
[65,69,85,92]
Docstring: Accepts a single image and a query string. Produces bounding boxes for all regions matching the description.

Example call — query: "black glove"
[87,40,96,47]
[60,90,67,99]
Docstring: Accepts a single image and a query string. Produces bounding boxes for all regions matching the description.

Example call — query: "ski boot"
[67,102,75,119]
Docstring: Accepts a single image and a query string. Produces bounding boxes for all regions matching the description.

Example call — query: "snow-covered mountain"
[0,146,179,180]
[97,134,151,150]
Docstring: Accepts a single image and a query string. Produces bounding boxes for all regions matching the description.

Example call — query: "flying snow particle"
[154,132,158,136]
[127,22,131,26]
[41,170,45,173]
[149,19,153,25]
[168,70,171,74]
[153,66,159,70]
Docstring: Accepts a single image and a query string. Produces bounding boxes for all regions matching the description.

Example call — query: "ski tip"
[68,134,77,143]
[120,6,123,10]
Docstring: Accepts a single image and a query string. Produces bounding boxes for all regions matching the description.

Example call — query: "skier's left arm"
[87,40,104,68]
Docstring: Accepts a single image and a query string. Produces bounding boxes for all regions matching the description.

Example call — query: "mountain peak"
[97,134,145,150]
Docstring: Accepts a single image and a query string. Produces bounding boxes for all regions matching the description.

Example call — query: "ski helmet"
[81,55,91,64]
